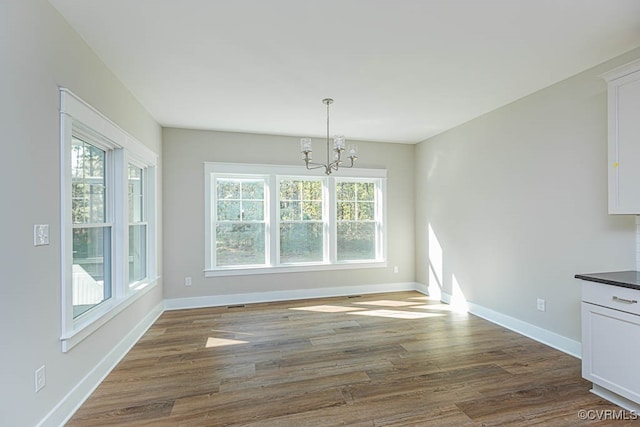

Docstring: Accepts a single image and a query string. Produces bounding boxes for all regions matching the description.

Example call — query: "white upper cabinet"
[602,59,640,214]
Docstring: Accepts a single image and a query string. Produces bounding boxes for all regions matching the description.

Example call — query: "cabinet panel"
[604,60,640,214]
[582,302,640,404]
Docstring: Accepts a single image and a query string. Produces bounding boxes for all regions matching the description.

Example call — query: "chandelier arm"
[305,161,328,170]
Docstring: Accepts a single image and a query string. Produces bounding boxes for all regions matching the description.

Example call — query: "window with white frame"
[71,136,112,318]
[336,179,380,261]
[214,176,268,267]
[60,88,158,352]
[128,164,147,285]
[278,177,325,264]
[204,163,386,276]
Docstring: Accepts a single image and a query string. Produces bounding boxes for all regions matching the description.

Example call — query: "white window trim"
[60,88,159,352]
[204,162,387,277]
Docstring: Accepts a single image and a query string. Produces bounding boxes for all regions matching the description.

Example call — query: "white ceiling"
[49,0,640,143]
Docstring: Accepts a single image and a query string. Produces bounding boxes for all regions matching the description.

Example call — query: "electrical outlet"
[35,365,46,392]
[185,276,192,286]
[537,298,546,312]
[393,266,399,273]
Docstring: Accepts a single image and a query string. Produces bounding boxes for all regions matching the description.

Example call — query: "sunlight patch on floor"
[350,309,445,320]
[353,300,422,307]
[206,337,248,348]
[411,303,454,312]
[289,305,366,313]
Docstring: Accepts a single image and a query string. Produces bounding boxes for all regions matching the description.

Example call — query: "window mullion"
[327,177,336,263]
[112,148,126,298]
[268,175,277,267]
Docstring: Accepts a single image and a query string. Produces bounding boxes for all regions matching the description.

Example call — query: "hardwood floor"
[67,292,632,426]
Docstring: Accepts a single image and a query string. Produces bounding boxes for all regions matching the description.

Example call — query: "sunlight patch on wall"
[428,223,443,299]
[450,274,469,313]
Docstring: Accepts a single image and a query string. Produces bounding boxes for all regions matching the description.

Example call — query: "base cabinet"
[581,282,640,410]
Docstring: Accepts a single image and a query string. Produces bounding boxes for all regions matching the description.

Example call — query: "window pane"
[128,165,143,222]
[280,222,324,263]
[242,201,264,221]
[337,222,376,261]
[302,180,322,200]
[356,182,375,201]
[302,201,322,220]
[337,202,356,220]
[357,202,375,220]
[217,179,240,199]
[129,224,147,284]
[336,182,355,200]
[217,200,241,221]
[280,201,300,221]
[72,226,112,317]
[242,181,264,199]
[71,138,106,224]
[279,180,298,200]
[216,223,265,266]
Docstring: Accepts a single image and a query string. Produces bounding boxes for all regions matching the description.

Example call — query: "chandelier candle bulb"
[300,138,312,153]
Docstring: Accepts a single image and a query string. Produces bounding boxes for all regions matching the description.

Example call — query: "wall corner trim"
[440,291,582,358]
[36,302,164,427]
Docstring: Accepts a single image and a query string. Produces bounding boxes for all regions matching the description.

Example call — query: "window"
[336,180,379,261]
[60,88,158,351]
[128,164,147,284]
[279,178,325,264]
[214,177,268,267]
[205,163,386,276]
[71,137,112,317]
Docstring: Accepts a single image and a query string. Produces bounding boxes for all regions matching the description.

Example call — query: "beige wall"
[415,48,640,344]
[163,128,415,300]
[0,1,162,425]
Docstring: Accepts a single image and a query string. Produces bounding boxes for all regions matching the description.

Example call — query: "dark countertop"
[575,271,640,291]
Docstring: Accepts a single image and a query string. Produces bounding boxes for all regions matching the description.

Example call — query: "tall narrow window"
[71,137,112,318]
[61,88,159,352]
[128,164,147,284]
[336,180,379,261]
[279,178,325,264]
[215,177,267,267]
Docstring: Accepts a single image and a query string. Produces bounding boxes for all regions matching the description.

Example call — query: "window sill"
[204,261,387,277]
[60,277,160,352]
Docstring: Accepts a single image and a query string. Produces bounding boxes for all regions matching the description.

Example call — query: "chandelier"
[300,98,357,175]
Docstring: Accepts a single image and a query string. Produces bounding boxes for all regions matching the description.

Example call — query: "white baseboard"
[591,384,640,413]
[165,282,422,310]
[439,291,581,358]
[37,302,164,427]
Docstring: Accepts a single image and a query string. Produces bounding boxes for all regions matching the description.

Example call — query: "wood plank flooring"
[67,292,633,426]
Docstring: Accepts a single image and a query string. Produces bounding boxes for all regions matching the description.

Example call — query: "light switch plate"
[34,224,49,246]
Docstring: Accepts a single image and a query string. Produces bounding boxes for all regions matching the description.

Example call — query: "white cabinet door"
[581,301,640,404]
[604,60,640,214]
